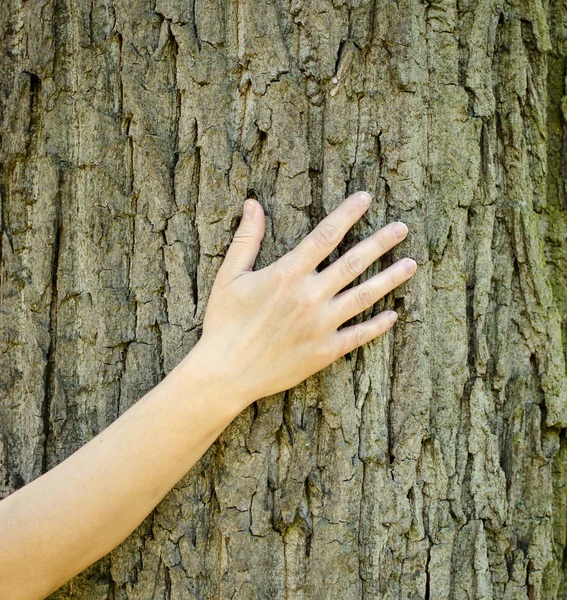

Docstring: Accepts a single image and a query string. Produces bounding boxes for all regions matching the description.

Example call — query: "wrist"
[171,339,256,415]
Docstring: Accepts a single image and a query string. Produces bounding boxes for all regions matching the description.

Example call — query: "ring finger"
[330,257,417,326]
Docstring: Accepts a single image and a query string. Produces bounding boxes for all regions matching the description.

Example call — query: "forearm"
[0,344,250,600]
[0,191,414,599]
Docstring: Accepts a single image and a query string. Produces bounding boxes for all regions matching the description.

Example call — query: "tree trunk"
[1,0,567,598]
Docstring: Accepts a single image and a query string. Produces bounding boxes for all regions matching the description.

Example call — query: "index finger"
[288,191,372,273]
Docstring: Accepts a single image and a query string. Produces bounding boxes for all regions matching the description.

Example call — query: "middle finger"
[315,221,409,298]
[329,257,417,327]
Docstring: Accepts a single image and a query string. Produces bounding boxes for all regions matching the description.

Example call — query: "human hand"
[190,191,417,405]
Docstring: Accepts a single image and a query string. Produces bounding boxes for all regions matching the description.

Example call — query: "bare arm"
[0,191,416,599]
[0,349,247,599]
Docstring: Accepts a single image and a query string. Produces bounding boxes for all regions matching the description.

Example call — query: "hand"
[191,191,417,405]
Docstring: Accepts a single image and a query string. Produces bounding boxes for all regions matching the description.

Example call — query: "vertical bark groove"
[0,0,566,598]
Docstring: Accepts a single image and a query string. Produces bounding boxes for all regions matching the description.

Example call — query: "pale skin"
[0,190,417,599]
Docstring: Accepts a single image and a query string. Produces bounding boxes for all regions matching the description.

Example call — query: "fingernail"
[405,258,417,274]
[392,222,408,239]
[243,199,256,219]
[387,311,398,323]
[357,191,372,206]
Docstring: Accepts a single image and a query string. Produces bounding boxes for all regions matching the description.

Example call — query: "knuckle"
[298,291,318,312]
[274,260,299,283]
[354,325,367,348]
[355,285,373,310]
[315,340,334,365]
[337,333,351,358]
[389,270,400,288]
[340,326,365,356]
[233,228,253,243]
[374,233,388,256]
[315,223,342,249]
[344,253,364,278]
[345,204,362,221]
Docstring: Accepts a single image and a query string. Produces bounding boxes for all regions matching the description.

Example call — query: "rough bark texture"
[1,0,567,598]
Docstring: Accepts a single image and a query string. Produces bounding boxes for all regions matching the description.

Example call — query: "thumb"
[221,199,265,277]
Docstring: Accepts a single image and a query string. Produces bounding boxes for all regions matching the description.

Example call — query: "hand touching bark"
[192,191,417,404]
[0,190,416,600]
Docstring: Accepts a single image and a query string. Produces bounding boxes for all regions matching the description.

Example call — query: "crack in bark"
[191,0,201,52]
[42,168,63,474]
[191,126,201,318]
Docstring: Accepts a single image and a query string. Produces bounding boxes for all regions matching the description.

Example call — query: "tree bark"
[1,0,567,598]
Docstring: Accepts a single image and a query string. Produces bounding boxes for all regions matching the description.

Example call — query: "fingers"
[329,257,417,326]
[287,191,372,273]
[331,310,399,359]
[316,221,409,297]
[218,199,266,280]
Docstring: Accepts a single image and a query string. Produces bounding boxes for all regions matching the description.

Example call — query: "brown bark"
[1,0,567,598]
